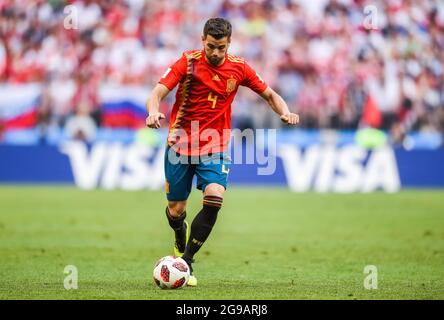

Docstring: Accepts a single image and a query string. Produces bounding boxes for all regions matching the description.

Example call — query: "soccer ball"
[153,256,190,289]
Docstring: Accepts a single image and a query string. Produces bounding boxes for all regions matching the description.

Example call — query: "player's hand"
[146,112,166,129]
[280,113,299,125]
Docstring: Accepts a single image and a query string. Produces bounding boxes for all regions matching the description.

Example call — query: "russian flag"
[0,84,40,130]
[100,86,148,129]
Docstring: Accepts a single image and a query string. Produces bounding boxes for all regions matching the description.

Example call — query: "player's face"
[202,35,230,66]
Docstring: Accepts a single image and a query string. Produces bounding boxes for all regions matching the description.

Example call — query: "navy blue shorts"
[164,146,232,201]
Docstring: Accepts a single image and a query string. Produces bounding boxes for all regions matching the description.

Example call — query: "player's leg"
[182,183,224,263]
[164,146,194,257]
[165,200,190,257]
[182,153,230,285]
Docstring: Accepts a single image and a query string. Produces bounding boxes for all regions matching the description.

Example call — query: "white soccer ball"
[153,256,190,289]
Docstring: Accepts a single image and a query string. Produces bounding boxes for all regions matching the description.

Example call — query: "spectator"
[64,105,97,143]
[0,0,442,146]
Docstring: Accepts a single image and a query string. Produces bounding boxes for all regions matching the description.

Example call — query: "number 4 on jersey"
[207,92,218,109]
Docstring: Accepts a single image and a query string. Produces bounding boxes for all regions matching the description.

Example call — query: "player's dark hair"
[203,18,232,40]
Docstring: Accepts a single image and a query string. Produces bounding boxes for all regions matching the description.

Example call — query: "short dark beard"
[206,54,223,66]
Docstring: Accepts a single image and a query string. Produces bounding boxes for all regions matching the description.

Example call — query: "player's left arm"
[242,61,299,125]
[259,87,299,125]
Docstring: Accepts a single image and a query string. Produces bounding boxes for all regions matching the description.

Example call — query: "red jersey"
[159,50,267,156]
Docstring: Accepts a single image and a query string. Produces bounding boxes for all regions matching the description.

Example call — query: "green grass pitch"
[0,186,443,300]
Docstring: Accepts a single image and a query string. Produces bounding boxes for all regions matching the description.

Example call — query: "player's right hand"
[146,112,166,129]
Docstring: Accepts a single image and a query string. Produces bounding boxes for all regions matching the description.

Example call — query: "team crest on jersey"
[226,78,237,94]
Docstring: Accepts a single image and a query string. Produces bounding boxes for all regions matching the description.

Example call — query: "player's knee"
[203,184,224,212]
[204,183,225,199]
[167,201,187,217]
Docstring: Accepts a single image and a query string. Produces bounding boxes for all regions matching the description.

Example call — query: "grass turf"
[0,186,443,300]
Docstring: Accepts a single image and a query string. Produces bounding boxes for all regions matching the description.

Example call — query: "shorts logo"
[226,78,237,94]
[222,164,230,175]
[165,181,170,193]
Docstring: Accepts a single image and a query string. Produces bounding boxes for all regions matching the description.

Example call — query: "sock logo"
[192,238,204,246]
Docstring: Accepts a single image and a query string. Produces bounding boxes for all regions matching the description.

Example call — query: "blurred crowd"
[1,0,444,144]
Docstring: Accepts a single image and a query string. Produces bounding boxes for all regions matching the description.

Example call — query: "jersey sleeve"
[241,62,268,94]
[158,54,187,90]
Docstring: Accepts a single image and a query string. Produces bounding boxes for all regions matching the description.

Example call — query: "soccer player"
[146,18,299,286]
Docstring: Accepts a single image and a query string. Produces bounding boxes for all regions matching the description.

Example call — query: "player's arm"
[146,83,170,129]
[242,61,299,125]
[259,86,299,125]
[146,53,187,129]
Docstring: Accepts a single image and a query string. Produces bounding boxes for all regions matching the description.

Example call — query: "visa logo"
[278,144,400,192]
[60,142,164,190]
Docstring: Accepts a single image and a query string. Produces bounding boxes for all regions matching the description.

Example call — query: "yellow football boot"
[187,275,197,287]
